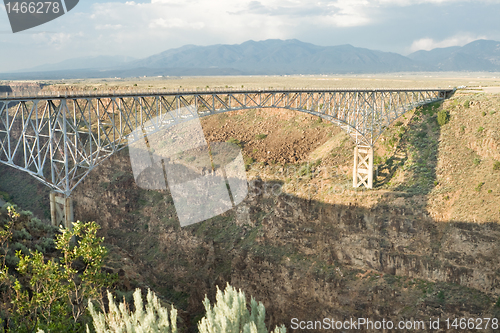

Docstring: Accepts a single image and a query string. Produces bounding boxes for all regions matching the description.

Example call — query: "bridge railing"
[0,87,453,100]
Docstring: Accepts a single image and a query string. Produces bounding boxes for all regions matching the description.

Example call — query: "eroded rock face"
[69,152,500,331]
[0,82,44,94]
[254,191,500,296]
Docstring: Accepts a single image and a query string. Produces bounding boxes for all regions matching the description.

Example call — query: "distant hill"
[407,39,500,71]
[3,39,500,80]
[128,39,424,74]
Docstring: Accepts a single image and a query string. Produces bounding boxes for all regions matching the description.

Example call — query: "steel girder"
[0,88,453,196]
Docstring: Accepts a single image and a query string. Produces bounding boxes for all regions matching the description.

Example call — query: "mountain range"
[2,39,500,80]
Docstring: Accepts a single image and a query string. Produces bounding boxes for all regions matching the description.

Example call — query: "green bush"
[198,283,286,333]
[473,158,481,166]
[13,228,31,240]
[255,134,267,140]
[477,127,485,133]
[436,110,450,126]
[493,161,500,171]
[227,137,243,148]
[0,207,116,332]
[0,191,11,202]
[464,100,470,108]
[244,156,255,171]
[437,291,445,303]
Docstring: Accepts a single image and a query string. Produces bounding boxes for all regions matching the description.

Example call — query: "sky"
[1,0,500,72]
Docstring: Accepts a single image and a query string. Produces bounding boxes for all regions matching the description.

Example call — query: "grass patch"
[227,137,243,148]
[244,156,255,170]
[255,134,267,140]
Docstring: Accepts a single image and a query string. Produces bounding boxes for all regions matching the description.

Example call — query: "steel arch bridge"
[0,88,453,226]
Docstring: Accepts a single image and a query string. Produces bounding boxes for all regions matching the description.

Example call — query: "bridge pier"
[50,192,74,230]
[353,146,374,189]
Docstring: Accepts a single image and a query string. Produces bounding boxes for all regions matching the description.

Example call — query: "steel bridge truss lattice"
[0,88,452,199]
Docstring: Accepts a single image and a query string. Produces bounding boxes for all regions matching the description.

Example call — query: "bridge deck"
[0,87,454,100]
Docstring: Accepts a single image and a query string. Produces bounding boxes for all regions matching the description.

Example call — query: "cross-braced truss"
[0,88,453,196]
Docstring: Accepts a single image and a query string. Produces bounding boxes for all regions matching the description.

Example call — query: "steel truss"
[0,88,453,198]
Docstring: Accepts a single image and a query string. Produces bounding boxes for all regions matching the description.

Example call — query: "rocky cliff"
[68,148,500,332]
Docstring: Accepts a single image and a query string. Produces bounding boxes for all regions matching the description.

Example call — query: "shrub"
[482,111,487,116]
[298,164,313,178]
[39,236,56,253]
[436,110,450,126]
[473,158,481,166]
[244,156,255,171]
[255,134,267,140]
[13,228,31,240]
[0,208,116,332]
[88,289,177,333]
[394,121,403,127]
[475,182,485,192]
[493,161,500,171]
[227,137,243,148]
[437,291,445,303]
[0,190,11,202]
[477,126,484,133]
[464,100,470,108]
[198,283,286,333]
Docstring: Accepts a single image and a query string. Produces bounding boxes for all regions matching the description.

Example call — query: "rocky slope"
[69,148,500,331]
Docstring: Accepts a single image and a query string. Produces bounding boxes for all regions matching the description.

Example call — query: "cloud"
[32,32,74,46]
[95,24,123,30]
[378,0,500,4]
[409,34,488,52]
[148,18,204,29]
[2,0,500,72]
